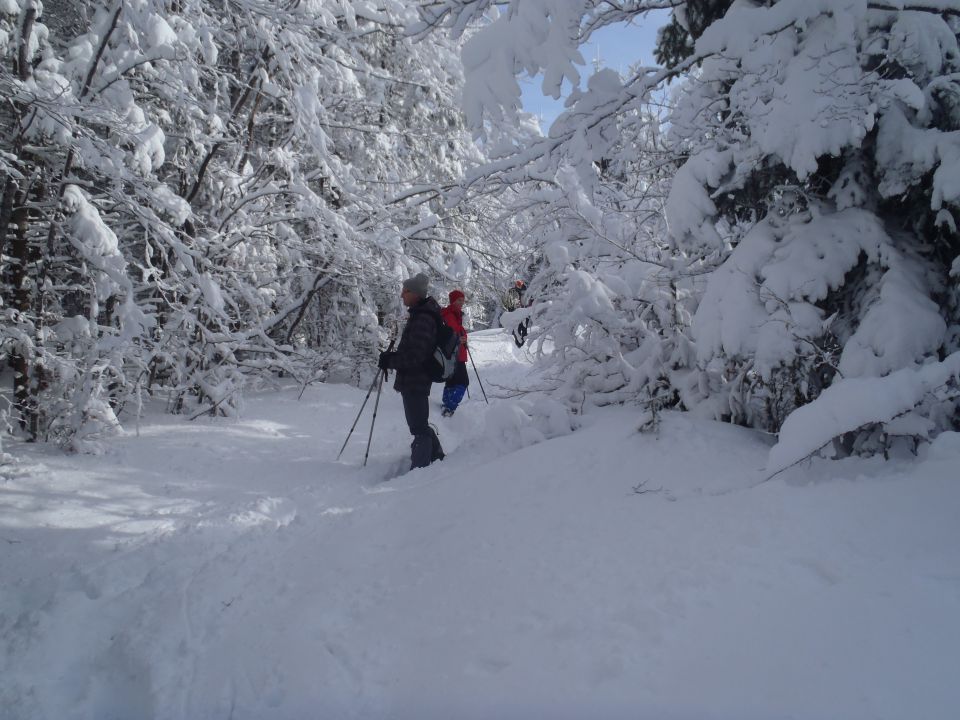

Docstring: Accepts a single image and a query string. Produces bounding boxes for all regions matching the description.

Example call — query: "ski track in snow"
[1,330,959,719]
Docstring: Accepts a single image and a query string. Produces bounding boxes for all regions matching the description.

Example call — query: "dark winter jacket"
[389,296,442,394]
[440,305,469,363]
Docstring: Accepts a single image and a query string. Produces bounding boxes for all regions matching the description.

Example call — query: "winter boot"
[429,424,445,461]
[410,433,433,469]
[411,427,444,469]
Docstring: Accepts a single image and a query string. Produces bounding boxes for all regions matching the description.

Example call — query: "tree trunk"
[0,176,14,256]
[9,191,36,438]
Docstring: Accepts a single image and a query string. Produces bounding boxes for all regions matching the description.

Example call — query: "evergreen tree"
[665,2,960,458]
[654,0,736,69]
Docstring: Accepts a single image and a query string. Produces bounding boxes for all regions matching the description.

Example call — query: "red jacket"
[440,305,469,362]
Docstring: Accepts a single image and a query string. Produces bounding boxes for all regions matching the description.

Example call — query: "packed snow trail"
[2,330,959,719]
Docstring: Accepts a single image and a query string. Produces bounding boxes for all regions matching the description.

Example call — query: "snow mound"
[479,396,576,453]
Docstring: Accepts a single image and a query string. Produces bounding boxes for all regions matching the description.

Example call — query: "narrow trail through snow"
[2,330,959,719]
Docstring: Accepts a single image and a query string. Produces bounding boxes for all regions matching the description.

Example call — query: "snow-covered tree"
[413,1,697,411]
[0,0,494,446]
[488,105,686,416]
[418,0,960,461]
[663,1,960,460]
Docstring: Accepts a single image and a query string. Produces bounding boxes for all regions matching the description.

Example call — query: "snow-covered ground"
[2,330,959,719]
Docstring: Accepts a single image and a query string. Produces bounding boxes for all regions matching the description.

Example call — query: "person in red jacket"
[440,289,470,417]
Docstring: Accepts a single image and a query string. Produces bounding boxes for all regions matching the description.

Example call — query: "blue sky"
[520,9,670,130]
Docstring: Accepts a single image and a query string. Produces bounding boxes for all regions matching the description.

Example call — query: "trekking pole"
[336,369,382,460]
[363,370,385,466]
[468,348,489,404]
[337,340,394,461]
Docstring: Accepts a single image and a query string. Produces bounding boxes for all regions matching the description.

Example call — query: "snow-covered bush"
[480,395,577,454]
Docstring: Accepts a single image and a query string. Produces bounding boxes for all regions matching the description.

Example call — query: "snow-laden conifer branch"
[867,2,960,17]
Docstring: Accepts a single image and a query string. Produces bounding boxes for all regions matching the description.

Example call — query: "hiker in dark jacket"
[504,279,532,347]
[440,289,469,417]
[378,273,445,469]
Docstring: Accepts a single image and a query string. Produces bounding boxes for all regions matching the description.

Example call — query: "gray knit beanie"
[402,272,429,297]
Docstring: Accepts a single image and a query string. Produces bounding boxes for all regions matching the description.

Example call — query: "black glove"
[377,351,394,371]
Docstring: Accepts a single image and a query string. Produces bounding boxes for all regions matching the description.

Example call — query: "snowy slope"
[2,329,959,719]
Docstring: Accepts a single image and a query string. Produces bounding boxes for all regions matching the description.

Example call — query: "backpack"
[424,311,461,383]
